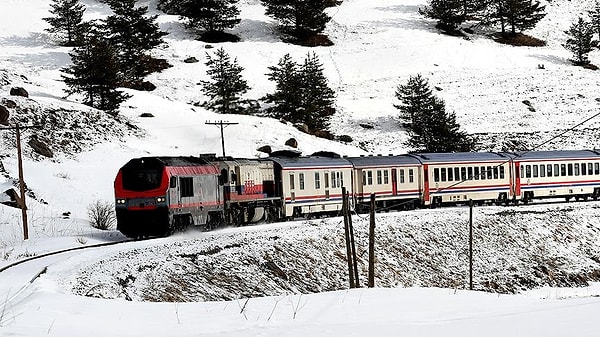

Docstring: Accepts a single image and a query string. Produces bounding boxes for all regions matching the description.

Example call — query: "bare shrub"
[87,200,116,230]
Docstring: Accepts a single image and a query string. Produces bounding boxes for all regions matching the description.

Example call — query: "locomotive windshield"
[121,158,163,191]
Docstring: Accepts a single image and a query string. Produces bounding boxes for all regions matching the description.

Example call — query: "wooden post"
[342,187,355,288]
[368,193,376,287]
[16,124,28,240]
[469,199,473,290]
[349,195,359,288]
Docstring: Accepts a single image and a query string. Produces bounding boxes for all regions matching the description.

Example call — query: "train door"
[423,165,430,204]
[514,161,521,198]
[391,169,398,196]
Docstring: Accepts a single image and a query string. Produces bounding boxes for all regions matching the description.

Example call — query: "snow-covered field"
[2,0,600,336]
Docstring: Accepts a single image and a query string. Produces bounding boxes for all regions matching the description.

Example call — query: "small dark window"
[500,166,505,179]
[384,170,389,184]
[180,177,194,197]
[561,164,566,176]
[525,165,531,178]
[532,165,538,178]
[493,166,499,179]
[409,169,414,183]
[555,164,560,177]
[568,163,573,176]
[467,167,473,180]
[220,169,228,184]
[434,168,440,182]
[448,167,454,181]
[547,164,552,177]
[170,176,177,188]
[461,167,467,180]
[474,167,480,180]
[574,164,580,176]
[540,165,545,178]
[582,163,587,176]
[441,168,447,182]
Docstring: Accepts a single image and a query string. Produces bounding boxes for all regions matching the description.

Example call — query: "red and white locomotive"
[114,149,600,237]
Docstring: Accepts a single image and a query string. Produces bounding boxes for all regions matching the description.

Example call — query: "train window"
[331,173,336,188]
[441,168,447,182]
[170,176,177,188]
[299,173,305,190]
[377,170,382,185]
[384,170,389,184]
[400,169,405,183]
[474,167,480,180]
[560,164,566,176]
[362,172,366,186]
[180,177,193,197]
[574,164,580,176]
[589,163,594,175]
[568,164,573,176]
[582,163,587,176]
[325,173,330,188]
[409,169,414,183]
[481,166,487,180]
[315,173,321,189]
[532,165,538,178]
[487,166,493,180]
[547,164,552,177]
[448,167,454,181]
[493,166,499,179]
[468,167,473,180]
[500,166,505,179]
[525,165,531,178]
[340,171,344,188]
[289,174,295,190]
[539,165,545,177]
[461,167,466,180]
[434,168,440,182]
[454,168,460,181]
[367,171,373,185]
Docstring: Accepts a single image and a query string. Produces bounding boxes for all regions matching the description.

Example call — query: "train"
[114,149,600,238]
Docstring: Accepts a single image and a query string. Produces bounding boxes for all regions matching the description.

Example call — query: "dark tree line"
[200,49,336,135]
[420,0,546,38]
[45,0,169,114]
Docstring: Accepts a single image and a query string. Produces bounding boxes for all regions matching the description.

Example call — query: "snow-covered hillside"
[2,0,600,336]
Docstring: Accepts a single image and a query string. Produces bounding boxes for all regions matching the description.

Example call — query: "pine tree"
[179,0,241,41]
[263,54,302,120]
[563,17,598,66]
[483,0,545,36]
[504,0,545,36]
[62,28,130,114]
[419,0,466,32]
[297,53,336,131]
[394,74,474,152]
[588,0,600,41]
[200,47,253,114]
[43,0,86,46]
[261,0,331,38]
[104,0,168,84]
[263,53,335,132]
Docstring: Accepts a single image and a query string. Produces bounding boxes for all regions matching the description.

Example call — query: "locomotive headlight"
[116,198,126,204]
[156,196,166,203]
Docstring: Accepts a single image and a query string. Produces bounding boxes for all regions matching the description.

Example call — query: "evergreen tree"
[394,74,474,152]
[43,0,86,46]
[263,53,335,132]
[261,0,331,38]
[588,0,600,41]
[419,0,466,32]
[200,47,253,114]
[563,17,597,66]
[297,53,336,131]
[62,28,130,114]
[179,0,241,40]
[104,0,168,84]
[263,54,302,120]
[483,0,545,36]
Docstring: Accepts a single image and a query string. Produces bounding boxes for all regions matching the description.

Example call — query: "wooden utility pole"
[342,187,355,288]
[368,193,376,287]
[205,120,238,157]
[469,199,474,290]
[349,195,359,288]
[0,124,41,240]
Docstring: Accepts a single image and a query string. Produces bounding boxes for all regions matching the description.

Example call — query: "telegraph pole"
[205,120,238,157]
[0,123,41,240]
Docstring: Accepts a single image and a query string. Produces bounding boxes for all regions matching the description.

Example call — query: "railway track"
[0,239,135,310]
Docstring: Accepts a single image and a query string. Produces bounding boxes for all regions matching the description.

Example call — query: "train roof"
[345,154,421,168]
[268,155,352,169]
[154,156,213,167]
[507,150,600,160]
[409,152,513,163]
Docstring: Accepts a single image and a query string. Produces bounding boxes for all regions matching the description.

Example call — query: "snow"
[1,0,600,336]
